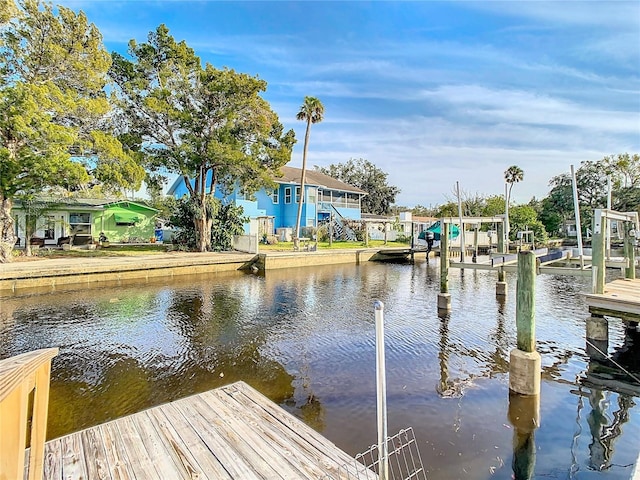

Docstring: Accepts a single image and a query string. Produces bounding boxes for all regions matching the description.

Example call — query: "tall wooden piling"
[516,251,536,353]
[509,251,540,396]
[497,221,505,254]
[624,221,636,280]
[591,215,606,294]
[438,221,451,312]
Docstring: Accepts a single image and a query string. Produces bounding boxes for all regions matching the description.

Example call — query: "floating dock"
[29,381,375,480]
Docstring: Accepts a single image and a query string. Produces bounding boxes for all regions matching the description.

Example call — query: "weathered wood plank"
[185,393,286,479]
[59,431,88,479]
[129,413,184,476]
[98,422,135,480]
[43,438,63,480]
[113,416,164,480]
[147,404,232,480]
[217,385,376,479]
[170,396,264,480]
[226,383,376,478]
[201,389,312,479]
[585,278,640,321]
[80,427,112,480]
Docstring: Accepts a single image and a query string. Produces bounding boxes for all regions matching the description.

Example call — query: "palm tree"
[294,97,324,246]
[504,165,524,243]
[505,165,524,204]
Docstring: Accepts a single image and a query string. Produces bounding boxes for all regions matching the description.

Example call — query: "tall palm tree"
[505,165,524,204]
[504,165,524,243]
[294,96,324,244]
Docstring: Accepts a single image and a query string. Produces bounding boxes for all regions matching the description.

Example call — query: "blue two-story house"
[167,166,367,238]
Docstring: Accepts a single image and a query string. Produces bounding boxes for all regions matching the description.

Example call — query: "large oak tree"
[110,25,295,252]
[0,0,144,262]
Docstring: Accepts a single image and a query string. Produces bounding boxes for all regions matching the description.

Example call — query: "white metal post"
[570,165,584,270]
[606,175,612,260]
[456,182,465,262]
[374,300,388,480]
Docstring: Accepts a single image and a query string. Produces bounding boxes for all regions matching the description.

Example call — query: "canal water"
[1,260,638,479]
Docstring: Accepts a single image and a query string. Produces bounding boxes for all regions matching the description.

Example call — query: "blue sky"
[59,1,639,208]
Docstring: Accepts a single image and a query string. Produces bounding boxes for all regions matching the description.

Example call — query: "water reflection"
[1,262,639,479]
[508,393,540,480]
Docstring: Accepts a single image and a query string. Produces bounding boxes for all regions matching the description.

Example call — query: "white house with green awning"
[12,198,159,246]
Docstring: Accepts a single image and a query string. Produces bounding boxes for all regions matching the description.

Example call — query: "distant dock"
[584,278,640,322]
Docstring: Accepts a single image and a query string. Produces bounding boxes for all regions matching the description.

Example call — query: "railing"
[0,348,58,480]
[318,200,360,211]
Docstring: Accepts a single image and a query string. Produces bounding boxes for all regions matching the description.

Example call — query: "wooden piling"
[624,221,636,280]
[438,221,451,312]
[516,251,536,353]
[497,221,505,254]
[440,222,449,294]
[496,268,507,297]
[592,218,606,294]
[509,251,540,396]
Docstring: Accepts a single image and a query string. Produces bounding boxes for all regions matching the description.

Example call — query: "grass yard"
[258,239,410,251]
[12,239,412,261]
[13,244,169,260]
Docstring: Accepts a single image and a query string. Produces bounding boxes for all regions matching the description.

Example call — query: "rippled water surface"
[1,260,639,479]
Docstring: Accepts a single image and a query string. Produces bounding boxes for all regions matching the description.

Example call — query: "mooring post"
[472,223,479,263]
[497,220,505,254]
[585,314,609,361]
[496,267,507,297]
[438,221,451,312]
[591,211,606,294]
[624,221,636,280]
[509,251,540,396]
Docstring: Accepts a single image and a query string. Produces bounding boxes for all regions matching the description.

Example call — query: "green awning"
[418,221,460,241]
[110,208,142,224]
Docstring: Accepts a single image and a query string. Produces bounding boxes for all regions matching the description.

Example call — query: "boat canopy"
[418,221,460,241]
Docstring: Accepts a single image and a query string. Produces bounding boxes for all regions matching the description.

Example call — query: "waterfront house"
[12,198,159,246]
[167,166,367,238]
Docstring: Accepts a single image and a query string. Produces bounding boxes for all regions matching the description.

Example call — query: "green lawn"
[15,244,169,259]
[258,239,410,251]
[14,240,412,259]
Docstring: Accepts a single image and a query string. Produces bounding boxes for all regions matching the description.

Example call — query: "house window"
[69,212,91,234]
[285,187,292,204]
[307,187,317,204]
[272,188,279,204]
[295,186,301,203]
[44,216,55,240]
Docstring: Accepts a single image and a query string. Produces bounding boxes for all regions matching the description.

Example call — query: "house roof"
[13,198,158,212]
[275,167,366,195]
[361,213,394,221]
[166,166,367,196]
[413,216,438,223]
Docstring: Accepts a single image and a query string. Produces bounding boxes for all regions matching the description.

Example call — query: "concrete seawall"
[0,248,394,293]
[255,249,381,270]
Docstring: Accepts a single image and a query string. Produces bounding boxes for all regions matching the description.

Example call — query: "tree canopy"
[0,0,144,262]
[316,158,400,215]
[110,25,295,251]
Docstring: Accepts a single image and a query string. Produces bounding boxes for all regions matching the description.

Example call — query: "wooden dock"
[584,278,640,322]
[29,381,375,480]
